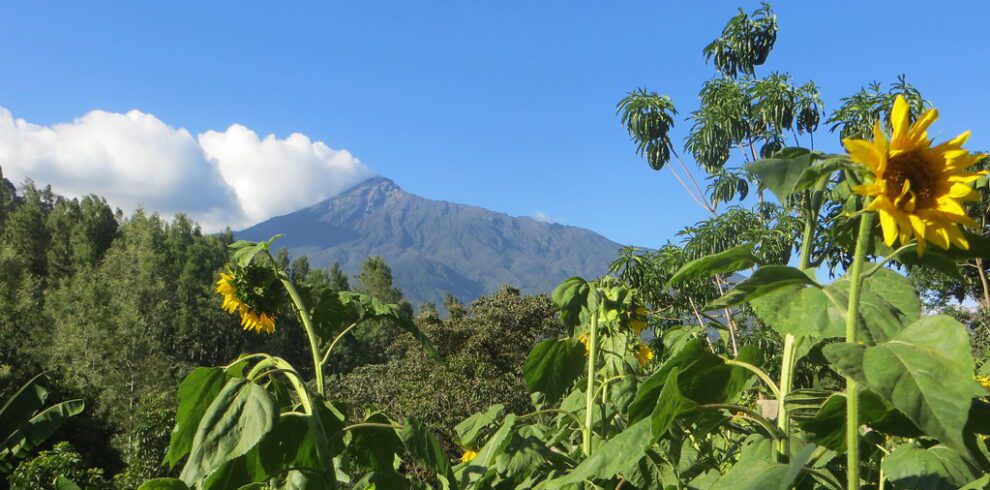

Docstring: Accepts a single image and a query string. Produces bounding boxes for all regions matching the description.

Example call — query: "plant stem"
[280,277,326,397]
[583,309,599,457]
[321,321,361,367]
[268,358,336,487]
[721,357,782,400]
[777,183,824,462]
[845,211,874,490]
[775,334,801,462]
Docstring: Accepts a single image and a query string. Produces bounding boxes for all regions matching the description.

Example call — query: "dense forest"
[0,167,563,488]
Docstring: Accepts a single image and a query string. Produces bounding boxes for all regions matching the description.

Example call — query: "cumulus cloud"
[199,125,373,225]
[0,107,374,231]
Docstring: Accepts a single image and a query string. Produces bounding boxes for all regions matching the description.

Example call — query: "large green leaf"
[826,267,920,344]
[625,450,678,490]
[825,316,982,453]
[0,372,51,439]
[400,418,456,487]
[179,378,278,485]
[349,412,404,474]
[333,292,441,360]
[711,443,815,490]
[792,156,852,193]
[788,390,890,452]
[229,234,283,267]
[745,148,814,202]
[248,413,322,478]
[456,414,517,488]
[545,418,654,488]
[882,444,979,490]
[650,368,696,439]
[0,398,85,465]
[550,277,597,332]
[138,479,191,490]
[751,284,843,339]
[165,367,228,468]
[523,338,585,404]
[628,341,759,422]
[453,404,504,449]
[666,245,760,288]
[707,266,819,310]
[628,340,710,422]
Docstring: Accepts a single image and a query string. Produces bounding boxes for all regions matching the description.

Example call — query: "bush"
[7,442,107,490]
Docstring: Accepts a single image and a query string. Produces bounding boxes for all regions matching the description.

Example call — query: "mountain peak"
[239,175,623,304]
[349,175,401,193]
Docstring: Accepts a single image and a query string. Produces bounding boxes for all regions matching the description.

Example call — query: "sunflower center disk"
[884,150,937,210]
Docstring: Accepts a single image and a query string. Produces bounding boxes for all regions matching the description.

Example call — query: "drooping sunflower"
[216,271,277,334]
[844,95,986,254]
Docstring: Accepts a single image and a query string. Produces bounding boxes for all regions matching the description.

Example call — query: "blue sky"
[2,1,989,246]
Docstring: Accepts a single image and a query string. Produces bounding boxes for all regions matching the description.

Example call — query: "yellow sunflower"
[634,341,654,367]
[216,272,277,334]
[460,449,478,463]
[844,95,986,254]
[577,334,589,354]
[977,375,990,392]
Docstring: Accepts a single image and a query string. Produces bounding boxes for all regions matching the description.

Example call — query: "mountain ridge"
[237,176,625,305]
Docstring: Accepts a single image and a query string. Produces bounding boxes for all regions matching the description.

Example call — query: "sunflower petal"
[853,182,883,197]
[890,95,911,147]
[877,204,899,247]
[843,138,883,173]
[906,108,938,147]
[945,224,970,250]
[927,222,951,250]
[935,130,971,152]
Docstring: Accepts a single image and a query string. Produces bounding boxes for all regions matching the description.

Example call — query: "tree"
[336,286,561,452]
[328,262,350,292]
[356,256,403,303]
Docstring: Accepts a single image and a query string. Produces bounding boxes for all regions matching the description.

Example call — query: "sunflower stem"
[777,184,824,463]
[280,276,327,397]
[582,308,600,457]
[845,210,874,490]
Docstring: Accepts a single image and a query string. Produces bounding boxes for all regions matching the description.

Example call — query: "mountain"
[236,176,625,305]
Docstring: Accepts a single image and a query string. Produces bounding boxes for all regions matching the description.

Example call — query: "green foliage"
[523,338,585,404]
[7,442,107,490]
[0,373,85,475]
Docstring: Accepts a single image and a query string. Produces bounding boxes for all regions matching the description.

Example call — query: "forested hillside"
[0,166,560,488]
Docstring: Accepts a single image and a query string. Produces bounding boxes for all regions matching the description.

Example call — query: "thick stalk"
[582,310,600,457]
[777,184,826,461]
[280,277,326,397]
[269,358,336,487]
[845,211,874,490]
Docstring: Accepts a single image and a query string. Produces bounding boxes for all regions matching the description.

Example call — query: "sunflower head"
[977,375,990,392]
[634,341,654,367]
[577,334,589,354]
[844,95,986,255]
[215,265,282,334]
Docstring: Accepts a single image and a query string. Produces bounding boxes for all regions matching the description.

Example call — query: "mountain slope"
[237,176,624,305]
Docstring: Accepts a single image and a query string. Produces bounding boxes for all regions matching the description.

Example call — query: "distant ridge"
[237,176,625,305]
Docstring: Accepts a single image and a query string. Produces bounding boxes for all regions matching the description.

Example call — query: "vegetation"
[2,3,990,489]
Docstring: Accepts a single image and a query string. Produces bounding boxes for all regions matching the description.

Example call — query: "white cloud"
[199,125,373,225]
[533,211,555,223]
[0,107,374,231]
